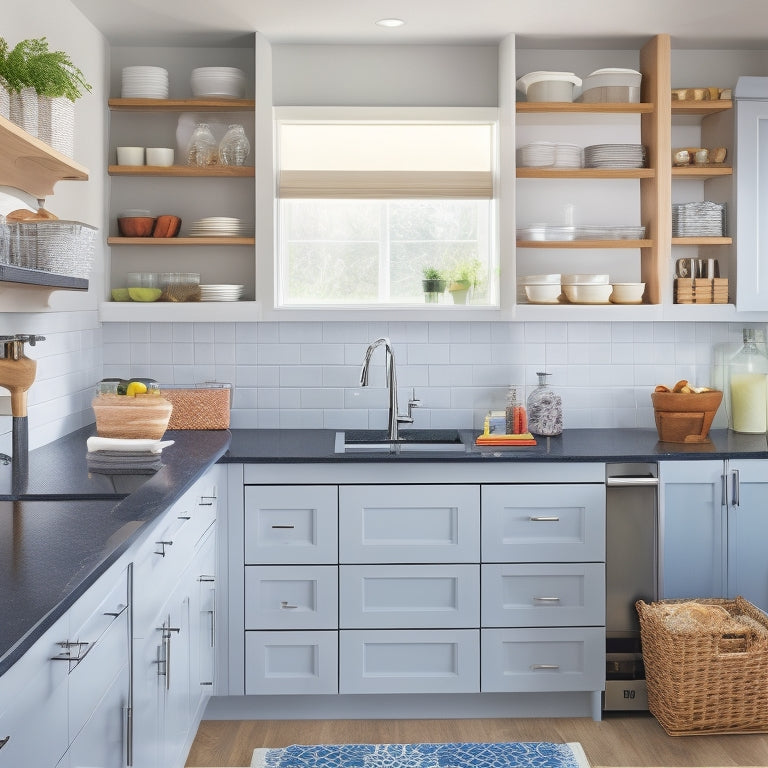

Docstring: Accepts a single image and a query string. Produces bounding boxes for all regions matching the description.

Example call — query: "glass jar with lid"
[526,371,563,436]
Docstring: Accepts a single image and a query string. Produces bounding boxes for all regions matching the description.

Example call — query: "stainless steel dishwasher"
[604,462,659,711]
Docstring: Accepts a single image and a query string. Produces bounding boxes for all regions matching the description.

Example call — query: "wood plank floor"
[185,716,768,767]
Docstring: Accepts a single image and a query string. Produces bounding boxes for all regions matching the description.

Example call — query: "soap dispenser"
[527,371,563,436]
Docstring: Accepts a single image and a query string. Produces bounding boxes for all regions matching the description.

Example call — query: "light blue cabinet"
[660,459,768,612]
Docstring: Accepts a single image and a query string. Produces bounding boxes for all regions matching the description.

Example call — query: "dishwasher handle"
[606,475,659,487]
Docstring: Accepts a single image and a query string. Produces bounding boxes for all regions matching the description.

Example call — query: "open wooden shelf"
[672,165,732,178]
[671,100,733,116]
[108,164,254,178]
[108,236,254,246]
[517,239,653,249]
[672,236,732,246]
[108,98,255,112]
[517,168,655,179]
[516,102,653,114]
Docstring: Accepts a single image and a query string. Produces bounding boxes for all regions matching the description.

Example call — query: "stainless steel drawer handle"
[155,540,173,557]
[531,664,560,670]
[0,736,9,750]
[272,524,295,529]
[103,603,128,618]
[177,515,191,521]
[533,596,561,602]
[280,601,298,609]
[198,575,215,583]
[51,640,91,664]
[199,496,216,506]
[529,516,560,522]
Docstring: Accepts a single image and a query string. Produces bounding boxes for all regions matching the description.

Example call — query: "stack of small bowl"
[520,273,562,304]
[561,274,613,304]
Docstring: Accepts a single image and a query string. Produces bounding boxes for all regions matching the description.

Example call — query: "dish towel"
[86,450,163,475]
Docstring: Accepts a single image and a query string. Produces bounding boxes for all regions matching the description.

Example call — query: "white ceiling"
[71,0,768,49]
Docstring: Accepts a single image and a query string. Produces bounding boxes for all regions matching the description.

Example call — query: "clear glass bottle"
[504,386,518,434]
[526,371,563,436]
[218,123,250,166]
[726,328,768,433]
[186,122,217,167]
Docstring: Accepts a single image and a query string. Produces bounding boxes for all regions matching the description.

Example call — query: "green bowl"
[128,287,163,302]
[111,287,131,302]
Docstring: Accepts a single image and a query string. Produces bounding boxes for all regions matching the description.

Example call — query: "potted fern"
[0,36,91,156]
[447,259,483,304]
[421,266,446,303]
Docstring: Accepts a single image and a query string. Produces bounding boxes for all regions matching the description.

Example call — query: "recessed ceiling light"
[376,18,405,28]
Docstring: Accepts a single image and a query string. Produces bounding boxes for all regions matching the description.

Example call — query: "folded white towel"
[86,436,175,454]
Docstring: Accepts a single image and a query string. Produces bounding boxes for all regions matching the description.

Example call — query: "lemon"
[125,381,148,397]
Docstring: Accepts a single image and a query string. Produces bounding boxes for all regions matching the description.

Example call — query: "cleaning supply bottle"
[527,371,563,436]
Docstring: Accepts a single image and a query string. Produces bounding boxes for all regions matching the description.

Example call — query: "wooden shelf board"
[108,98,255,112]
[672,165,733,178]
[516,101,653,114]
[0,264,88,290]
[517,167,655,179]
[108,164,254,178]
[671,100,733,115]
[0,115,88,197]
[516,239,653,249]
[672,236,733,245]
[108,236,255,246]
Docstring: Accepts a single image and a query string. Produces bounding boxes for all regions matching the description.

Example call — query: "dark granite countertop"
[2,424,766,679]
[0,426,230,676]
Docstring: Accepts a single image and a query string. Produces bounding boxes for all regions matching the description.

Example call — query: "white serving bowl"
[191,67,247,98]
[525,283,562,304]
[521,273,561,285]
[610,282,646,303]
[561,273,610,285]
[563,284,613,304]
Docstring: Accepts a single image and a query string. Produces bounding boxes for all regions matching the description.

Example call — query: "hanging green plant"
[0,36,91,100]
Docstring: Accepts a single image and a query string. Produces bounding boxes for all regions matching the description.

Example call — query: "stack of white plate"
[121,66,169,99]
[200,284,244,302]
[519,142,556,167]
[584,143,646,168]
[672,201,726,236]
[188,217,253,237]
[191,67,247,99]
[553,143,583,168]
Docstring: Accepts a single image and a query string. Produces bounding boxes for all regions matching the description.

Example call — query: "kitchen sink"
[334,429,467,453]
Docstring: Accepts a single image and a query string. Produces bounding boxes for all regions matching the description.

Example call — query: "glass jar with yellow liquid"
[727,328,768,433]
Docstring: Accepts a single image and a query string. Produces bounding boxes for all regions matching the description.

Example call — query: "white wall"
[0,1,108,450]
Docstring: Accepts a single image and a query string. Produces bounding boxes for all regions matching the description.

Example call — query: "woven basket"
[160,386,230,430]
[92,393,173,440]
[637,597,768,735]
[9,219,97,278]
[37,95,75,157]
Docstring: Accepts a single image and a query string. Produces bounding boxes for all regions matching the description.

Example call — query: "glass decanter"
[218,123,250,166]
[726,328,768,433]
[526,371,563,436]
[186,122,217,167]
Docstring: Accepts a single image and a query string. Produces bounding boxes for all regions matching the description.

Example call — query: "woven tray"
[636,597,768,735]
[160,386,230,430]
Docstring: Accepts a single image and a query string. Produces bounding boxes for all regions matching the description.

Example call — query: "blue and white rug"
[252,742,590,768]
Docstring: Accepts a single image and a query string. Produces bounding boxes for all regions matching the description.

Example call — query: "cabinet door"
[482,484,605,562]
[340,564,479,629]
[132,623,164,768]
[191,528,217,720]
[481,563,605,627]
[727,460,768,612]
[339,485,480,563]
[339,629,479,694]
[736,99,768,310]
[660,460,725,598]
[244,485,338,564]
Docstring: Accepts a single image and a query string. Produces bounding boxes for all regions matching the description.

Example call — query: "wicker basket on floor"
[636,597,768,735]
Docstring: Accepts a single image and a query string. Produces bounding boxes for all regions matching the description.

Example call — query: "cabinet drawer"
[245,565,338,629]
[480,627,604,692]
[245,630,338,695]
[481,484,605,562]
[339,485,479,563]
[339,629,479,694]
[340,565,479,628]
[244,485,338,564]
[481,563,605,627]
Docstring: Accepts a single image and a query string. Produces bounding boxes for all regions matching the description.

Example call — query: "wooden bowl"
[117,216,156,237]
[92,393,173,439]
[651,390,723,443]
[152,214,182,238]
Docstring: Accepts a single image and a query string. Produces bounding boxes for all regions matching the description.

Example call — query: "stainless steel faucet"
[359,337,420,441]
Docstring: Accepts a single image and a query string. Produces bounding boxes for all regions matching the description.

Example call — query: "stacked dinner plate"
[121,66,169,99]
[188,217,253,237]
[584,143,646,168]
[191,67,247,99]
[200,284,244,301]
[519,142,583,168]
[553,143,582,168]
[672,201,726,236]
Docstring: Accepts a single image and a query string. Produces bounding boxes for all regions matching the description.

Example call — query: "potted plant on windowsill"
[447,259,483,304]
[422,267,447,303]
[0,36,91,156]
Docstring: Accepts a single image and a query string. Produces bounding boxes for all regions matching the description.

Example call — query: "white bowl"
[561,273,610,285]
[116,146,145,165]
[610,282,646,304]
[525,284,562,304]
[563,284,613,304]
[521,273,561,285]
[146,147,174,166]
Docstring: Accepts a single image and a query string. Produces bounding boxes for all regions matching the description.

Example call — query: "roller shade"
[278,121,495,199]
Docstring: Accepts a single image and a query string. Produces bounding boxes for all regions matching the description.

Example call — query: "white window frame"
[270,106,505,319]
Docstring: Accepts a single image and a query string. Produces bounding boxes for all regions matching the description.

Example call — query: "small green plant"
[422,266,444,281]
[449,258,483,287]
[0,36,91,100]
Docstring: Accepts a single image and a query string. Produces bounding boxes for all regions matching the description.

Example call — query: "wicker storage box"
[636,597,768,735]
[9,219,97,278]
[160,385,230,430]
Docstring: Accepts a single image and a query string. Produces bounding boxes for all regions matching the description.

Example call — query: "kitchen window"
[275,108,499,308]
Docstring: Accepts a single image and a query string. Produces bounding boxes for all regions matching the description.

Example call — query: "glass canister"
[218,124,250,166]
[526,371,563,436]
[186,122,217,167]
[726,328,768,433]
